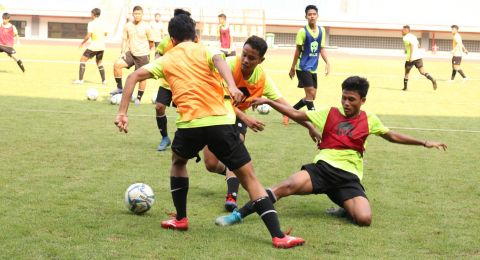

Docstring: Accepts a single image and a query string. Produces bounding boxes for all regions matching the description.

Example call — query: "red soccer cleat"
[224,193,238,212]
[161,215,189,231]
[272,234,305,249]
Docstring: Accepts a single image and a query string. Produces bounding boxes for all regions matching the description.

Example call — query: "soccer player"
[0,13,25,72]
[150,13,165,59]
[110,6,153,105]
[289,5,330,114]
[402,25,437,91]
[216,76,447,227]
[73,8,107,85]
[115,14,305,248]
[153,9,191,152]
[203,35,321,212]
[217,13,235,57]
[450,25,468,81]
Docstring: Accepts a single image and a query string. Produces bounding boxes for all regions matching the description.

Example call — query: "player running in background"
[150,13,165,59]
[216,76,447,227]
[73,8,107,85]
[450,25,468,81]
[289,5,330,115]
[110,5,153,105]
[217,13,235,57]
[402,25,437,91]
[115,14,305,248]
[203,35,321,212]
[0,13,25,72]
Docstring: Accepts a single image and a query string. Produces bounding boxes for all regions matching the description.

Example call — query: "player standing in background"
[73,8,107,85]
[402,25,437,91]
[150,13,165,59]
[115,14,305,249]
[216,76,447,228]
[289,5,330,115]
[203,35,321,212]
[217,13,235,57]
[450,25,468,81]
[0,13,25,72]
[110,5,153,105]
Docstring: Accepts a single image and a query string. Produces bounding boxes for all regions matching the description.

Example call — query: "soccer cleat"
[326,207,347,218]
[283,115,289,126]
[102,80,108,87]
[109,88,123,95]
[432,79,437,90]
[157,136,171,151]
[161,216,189,231]
[224,193,237,212]
[73,79,84,84]
[272,234,305,249]
[215,209,242,226]
[134,99,141,106]
[402,86,407,91]
[462,77,468,82]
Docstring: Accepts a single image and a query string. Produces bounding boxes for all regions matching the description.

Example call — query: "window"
[10,20,26,37]
[48,22,87,39]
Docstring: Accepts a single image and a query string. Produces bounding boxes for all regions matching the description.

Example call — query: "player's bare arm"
[274,97,321,142]
[289,45,302,79]
[252,97,309,123]
[212,54,244,104]
[320,48,330,75]
[381,130,447,150]
[79,32,92,48]
[235,108,265,132]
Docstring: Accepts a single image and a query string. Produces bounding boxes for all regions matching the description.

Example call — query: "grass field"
[1,43,480,259]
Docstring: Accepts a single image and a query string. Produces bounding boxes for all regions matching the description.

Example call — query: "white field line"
[7,108,480,134]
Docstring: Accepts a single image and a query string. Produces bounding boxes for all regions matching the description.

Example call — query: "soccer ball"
[257,104,272,115]
[124,183,155,214]
[110,94,122,105]
[86,88,99,101]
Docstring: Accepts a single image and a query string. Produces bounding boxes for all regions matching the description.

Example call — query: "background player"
[217,13,235,57]
[0,12,25,72]
[73,8,107,85]
[402,25,437,91]
[450,25,468,81]
[216,76,447,227]
[150,13,165,59]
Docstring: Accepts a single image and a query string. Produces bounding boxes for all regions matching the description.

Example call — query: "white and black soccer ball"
[257,104,272,115]
[86,88,99,101]
[110,94,122,105]
[124,183,155,214]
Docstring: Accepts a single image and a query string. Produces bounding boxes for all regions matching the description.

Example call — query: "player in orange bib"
[114,14,305,249]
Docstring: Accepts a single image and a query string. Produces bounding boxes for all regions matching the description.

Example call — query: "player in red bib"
[216,76,447,227]
[0,13,25,72]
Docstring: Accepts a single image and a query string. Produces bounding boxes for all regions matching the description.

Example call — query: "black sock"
[253,197,284,238]
[458,69,466,78]
[115,77,122,89]
[79,63,86,80]
[137,90,145,101]
[266,188,277,203]
[156,115,168,137]
[293,98,306,110]
[98,65,105,82]
[17,60,25,72]
[226,177,239,197]
[238,188,277,218]
[170,177,189,220]
[424,73,434,82]
[451,70,457,80]
[403,78,408,89]
[305,100,315,111]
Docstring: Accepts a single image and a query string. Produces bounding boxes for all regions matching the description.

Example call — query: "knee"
[204,159,218,173]
[155,103,166,114]
[171,153,187,167]
[354,212,372,227]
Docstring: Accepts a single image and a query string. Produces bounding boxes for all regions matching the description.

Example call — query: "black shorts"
[156,87,173,106]
[171,125,251,171]
[452,56,462,65]
[0,45,16,56]
[302,160,367,207]
[405,59,424,70]
[123,51,150,70]
[235,117,248,137]
[83,49,104,61]
[296,70,317,88]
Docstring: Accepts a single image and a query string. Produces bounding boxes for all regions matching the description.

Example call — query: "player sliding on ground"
[216,76,447,227]
[115,14,305,249]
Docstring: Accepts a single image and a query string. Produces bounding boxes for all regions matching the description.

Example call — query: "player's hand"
[308,127,322,144]
[289,67,296,79]
[228,85,244,105]
[324,63,330,76]
[424,141,447,151]
[115,114,129,133]
[245,117,265,132]
[78,43,83,48]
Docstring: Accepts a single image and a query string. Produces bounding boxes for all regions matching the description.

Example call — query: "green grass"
[1,44,480,258]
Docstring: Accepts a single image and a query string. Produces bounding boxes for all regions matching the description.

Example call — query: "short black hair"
[244,35,268,57]
[403,25,410,30]
[341,76,369,98]
[305,5,318,14]
[174,8,191,17]
[91,8,101,17]
[2,13,10,19]
[218,13,226,19]
[133,6,143,12]
[451,25,459,30]
[168,14,196,42]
